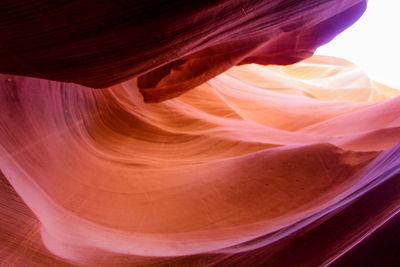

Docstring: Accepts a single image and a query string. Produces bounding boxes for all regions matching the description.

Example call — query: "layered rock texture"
[1,0,365,99]
[1,0,400,266]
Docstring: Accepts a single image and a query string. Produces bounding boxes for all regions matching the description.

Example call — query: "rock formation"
[1,1,399,266]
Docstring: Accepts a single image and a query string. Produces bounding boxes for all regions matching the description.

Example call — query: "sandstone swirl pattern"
[1,56,400,266]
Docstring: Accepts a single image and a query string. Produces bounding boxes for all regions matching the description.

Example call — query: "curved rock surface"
[0,0,365,100]
[1,55,400,266]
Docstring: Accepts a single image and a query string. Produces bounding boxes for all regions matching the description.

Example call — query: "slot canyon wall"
[1,0,399,266]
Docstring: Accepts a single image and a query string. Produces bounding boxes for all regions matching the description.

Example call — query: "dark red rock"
[0,0,366,102]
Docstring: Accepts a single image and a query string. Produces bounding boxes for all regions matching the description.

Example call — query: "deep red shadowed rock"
[0,0,365,102]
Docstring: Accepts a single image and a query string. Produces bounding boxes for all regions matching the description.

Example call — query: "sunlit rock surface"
[1,55,400,266]
[2,0,400,266]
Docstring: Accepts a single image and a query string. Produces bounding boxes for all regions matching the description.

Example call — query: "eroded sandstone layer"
[2,1,400,266]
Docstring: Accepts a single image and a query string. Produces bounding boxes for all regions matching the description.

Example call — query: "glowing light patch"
[316,0,400,89]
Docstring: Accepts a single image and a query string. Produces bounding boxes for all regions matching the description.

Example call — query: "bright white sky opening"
[316,0,400,89]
